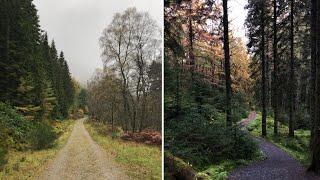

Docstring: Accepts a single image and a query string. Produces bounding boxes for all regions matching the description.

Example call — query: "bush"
[0,122,8,169]
[29,123,57,150]
[165,102,258,168]
[0,102,32,149]
[0,147,6,170]
[165,69,258,170]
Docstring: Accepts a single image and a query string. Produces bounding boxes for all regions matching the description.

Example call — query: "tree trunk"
[188,1,195,82]
[288,0,295,138]
[309,0,320,174]
[121,81,129,132]
[310,0,317,141]
[174,57,181,116]
[223,0,232,128]
[111,101,114,132]
[273,0,279,135]
[261,1,267,136]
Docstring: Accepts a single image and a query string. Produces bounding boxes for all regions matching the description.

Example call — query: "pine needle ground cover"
[0,119,75,179]
[247,113,310,166]
[85,121,162,180]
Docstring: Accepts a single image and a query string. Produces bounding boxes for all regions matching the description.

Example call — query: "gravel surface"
[239,111,257,127]
[229,112,320,180]
[39,118,128,180]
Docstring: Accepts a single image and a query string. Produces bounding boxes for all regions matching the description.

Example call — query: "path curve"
[239,111,257,127]
[229,112,319,180]
[39,118,128,180]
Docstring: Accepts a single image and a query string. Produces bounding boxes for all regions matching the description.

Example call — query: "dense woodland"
[164,0,256,178]
[246,0,320,173]
[87,8,162,133]
[165,0,320,179]
[0,0,78,168]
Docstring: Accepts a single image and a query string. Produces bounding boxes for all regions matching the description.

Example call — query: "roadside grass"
[196,150,264,180]
[247,113,310,166]
[85,121,162,180]
[0,119,75,179]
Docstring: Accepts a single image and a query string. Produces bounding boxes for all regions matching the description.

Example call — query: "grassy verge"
[0,119,75,179]
[247,113,310,166]
[84,121,161,180]
[197,151,264,180]
[164,149,264,180]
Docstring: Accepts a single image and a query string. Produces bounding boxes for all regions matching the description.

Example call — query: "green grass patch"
[0,119,75,179]
[247,113,310,166]
[85,121,162,180]
[196,150,264,180]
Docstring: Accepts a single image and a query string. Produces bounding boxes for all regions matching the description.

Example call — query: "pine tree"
[246,0,268,136]
[0,0,74,121]
[41,80,57,119]
[223,0,232,128]
[272,0,279,135]
[288,0,295,137]
[15,74,41,120]
[309,0,320,174]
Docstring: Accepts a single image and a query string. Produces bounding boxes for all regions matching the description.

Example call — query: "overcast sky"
[34,0,246,84]
[34,0,163,84]
[229,0,248,41]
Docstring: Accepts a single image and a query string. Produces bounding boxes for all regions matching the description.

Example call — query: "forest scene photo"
[164,0,320,179]
[0,0,162,179]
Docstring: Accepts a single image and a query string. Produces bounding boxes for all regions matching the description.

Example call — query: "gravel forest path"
[229,112,319,180]
[39,118,128,180]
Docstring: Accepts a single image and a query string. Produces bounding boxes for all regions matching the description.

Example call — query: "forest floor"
[229,112,319,180]
[39,118,128,180]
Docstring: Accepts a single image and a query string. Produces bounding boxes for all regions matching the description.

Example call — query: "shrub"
[0,102,31,149]
[0,147,7,170]
[29,123,57,150]
[0,122,8,169]
[229,129,258,160]
[165,69,258,171]
[165,102,258,168]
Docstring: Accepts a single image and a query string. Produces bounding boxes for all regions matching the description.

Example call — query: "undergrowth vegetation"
[0,102,57,152]
[0,102,32,151]
[29,123,57,150]
[0,102,75,176]
[0,118,75,179]
[0,122,7,170]
[166,103,258,167]
[85,120,162,180]
[247,113,310,166]
[165,64,260,179]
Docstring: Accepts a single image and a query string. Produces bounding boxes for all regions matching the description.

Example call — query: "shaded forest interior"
[164,0,320,179]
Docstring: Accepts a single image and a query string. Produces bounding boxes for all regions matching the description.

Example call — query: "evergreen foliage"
[0,0,75,121]
[0,0,75,168]
[245,0,311,130]
[29,122,57,150]
[164,0,259,178]
[0,102,32,149]
[78,88,88,110]
[165,63,258,168]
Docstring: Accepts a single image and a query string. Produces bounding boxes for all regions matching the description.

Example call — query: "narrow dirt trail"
[238,111,257,127]
[39,118,128,180]
[229,112,319,180]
